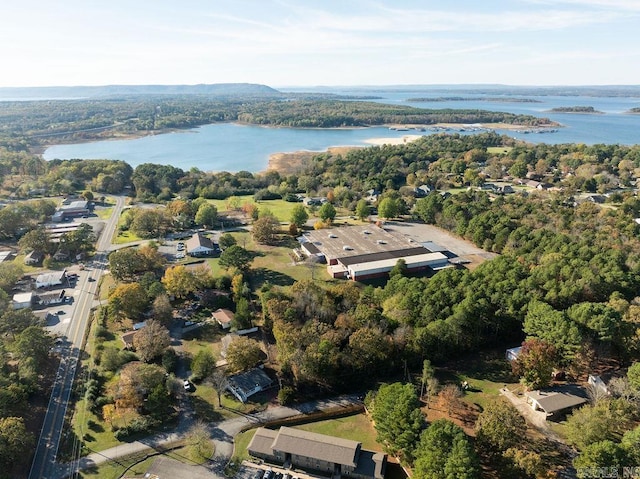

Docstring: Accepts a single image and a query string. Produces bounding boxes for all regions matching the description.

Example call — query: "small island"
[626,107,640,114]
[548,106,604,114]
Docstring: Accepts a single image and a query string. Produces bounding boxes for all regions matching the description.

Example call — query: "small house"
[186,233,219,257]
[225,368,273,403]
[36,270,67,289]
[12,292,34,310]
[212,308,234,330]
[525,385,588,420]
[24,250,44,266]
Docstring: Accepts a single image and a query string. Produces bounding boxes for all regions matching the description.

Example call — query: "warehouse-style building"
[299,225,450,281]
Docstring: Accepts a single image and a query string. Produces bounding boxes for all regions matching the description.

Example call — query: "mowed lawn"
[207,231,331,288]
[209,198,300,223]
[233,413,379,463]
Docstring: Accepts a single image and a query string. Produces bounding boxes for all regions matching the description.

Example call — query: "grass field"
[209,198,300,223]
[487,146,513,154]
[207,231,331,288]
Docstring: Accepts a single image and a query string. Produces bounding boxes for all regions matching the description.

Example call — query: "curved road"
[29,196,126,479]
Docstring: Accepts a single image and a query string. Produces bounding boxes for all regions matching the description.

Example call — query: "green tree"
[185,421,215,462]
[133,320,171,362]
[218,233,237,250]
[370,382,423,461]
[15,326,52,368]
[318,202,337,223]
[378,197,400,219]
[627,362,640,391]
[152,294,173,325]
[0,309,42,340]
[0,417,34,468]
[389,258,408,278]
[355,199,371,221]
[0,262,25,293]
[511,338,558,390]
[413,194,444,224]
[290,204,309,228]
[18,228,54,255]
[232,297,252,331]
[475,401,525,453]
[195,203,218,229]
[414,419,479,479]
[191,349,217,381]
[574,441,627,477]
[566,399,636,450]
[219,245,252,271]
[251,216,281,244]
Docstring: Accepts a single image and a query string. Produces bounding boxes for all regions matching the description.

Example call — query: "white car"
[175,252,186,259]
[183,379,193,391]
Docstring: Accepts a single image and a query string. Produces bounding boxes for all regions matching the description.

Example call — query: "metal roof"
[271,426,360,467]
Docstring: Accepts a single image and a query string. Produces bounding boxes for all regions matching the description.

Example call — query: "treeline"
[237,100,553,127]
[0,96,554,146]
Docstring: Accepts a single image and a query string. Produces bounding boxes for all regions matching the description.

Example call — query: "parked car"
[177,242,185,251]
[183,379,193,392]
[253,471,264,479]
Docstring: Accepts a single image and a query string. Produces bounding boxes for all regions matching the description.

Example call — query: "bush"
[113,416,161,441]
[278,386,296,406]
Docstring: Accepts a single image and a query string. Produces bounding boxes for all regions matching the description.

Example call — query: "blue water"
[43,89,640,172]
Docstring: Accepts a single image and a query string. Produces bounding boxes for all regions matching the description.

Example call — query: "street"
[29,196,126,479]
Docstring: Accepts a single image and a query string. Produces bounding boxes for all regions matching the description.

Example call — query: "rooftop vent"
[376,240,387,245]
[343,245,353,251]
[328,234,338,239]
[363,230,371,235]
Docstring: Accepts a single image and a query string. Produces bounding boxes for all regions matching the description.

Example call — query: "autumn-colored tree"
[162,265,197,299]
[133,320,171,362]
[116,362,166,411]
[225,336,263,373]
[511,338,558,390]
[152,294,173,325]
[108,282,149,320]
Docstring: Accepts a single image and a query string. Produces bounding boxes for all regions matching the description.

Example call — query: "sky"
[1,0,639,88]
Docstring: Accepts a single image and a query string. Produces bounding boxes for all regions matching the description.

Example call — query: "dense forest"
[0,96,555,146]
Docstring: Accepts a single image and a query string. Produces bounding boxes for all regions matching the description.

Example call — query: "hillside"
[0,83,283,99]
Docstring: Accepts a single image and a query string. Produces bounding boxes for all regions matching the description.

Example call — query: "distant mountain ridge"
[0,83,283,99]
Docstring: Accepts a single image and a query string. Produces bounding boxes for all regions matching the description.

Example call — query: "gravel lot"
[381,220,498,267]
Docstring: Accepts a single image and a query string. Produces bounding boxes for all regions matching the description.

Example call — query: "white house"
[12,292,34,310]
[186,233,218,257]
[36,270,67,289]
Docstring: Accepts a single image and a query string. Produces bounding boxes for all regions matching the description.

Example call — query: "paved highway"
[29,196,126,479]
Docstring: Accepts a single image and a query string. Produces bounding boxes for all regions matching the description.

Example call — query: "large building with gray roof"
[248,426,386,479]
[299,224,449,281]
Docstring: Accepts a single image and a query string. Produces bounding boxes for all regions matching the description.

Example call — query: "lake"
[44,89,640,172]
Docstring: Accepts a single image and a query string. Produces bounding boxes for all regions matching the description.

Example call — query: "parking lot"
[19,266,88,339]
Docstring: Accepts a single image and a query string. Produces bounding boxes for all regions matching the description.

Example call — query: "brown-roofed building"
[186,233,219,257]
[212,308,234,329]
[248,426,386,479]
[121,331,137,349]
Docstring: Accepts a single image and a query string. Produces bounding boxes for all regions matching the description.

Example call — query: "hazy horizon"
[1,1,639,88]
